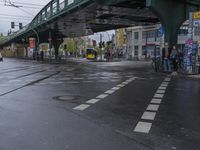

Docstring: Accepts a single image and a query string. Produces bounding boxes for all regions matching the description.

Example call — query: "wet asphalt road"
[0,58,200,150]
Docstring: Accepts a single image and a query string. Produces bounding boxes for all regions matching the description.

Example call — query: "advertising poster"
[184,39,198,73]
[29,38,36,49]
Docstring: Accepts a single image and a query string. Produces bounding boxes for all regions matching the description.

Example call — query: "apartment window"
[142,31,147,39]
[142,46,147,55]
[134,32,139,40]
[134,46,139,56]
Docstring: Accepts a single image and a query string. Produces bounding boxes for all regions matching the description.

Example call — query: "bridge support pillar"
[53,38,63,60]
[147,0,190,48]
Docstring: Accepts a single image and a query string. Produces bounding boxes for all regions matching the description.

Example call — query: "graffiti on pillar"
[184,39,198,73]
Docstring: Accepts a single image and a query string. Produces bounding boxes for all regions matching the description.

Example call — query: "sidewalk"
[187,74,200,79]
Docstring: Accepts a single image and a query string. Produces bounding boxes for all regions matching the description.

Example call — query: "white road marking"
[161,82,169,86]
[146,104,160,111]
[105,90,115,94]
[134,76,171,134]
[73,104,90,111]
[154,94,164,98]
[134,121,152,133]
[164,78,171,82]
[162,82,169,84]
[122,81,129,84]
[126,79,134,82]
[86,99,100,104]
[156,90,165,94]
[73,78,134,111]
[96,94,108,99]
[111,87,120,90]
[141,111,156,120]
[158,86,167,90]
[117,84,125,87]
[151,98,162,104]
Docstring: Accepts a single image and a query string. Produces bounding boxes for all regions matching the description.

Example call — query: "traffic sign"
[193,11,200,20]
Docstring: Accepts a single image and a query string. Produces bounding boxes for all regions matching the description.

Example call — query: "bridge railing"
[30,0,85,28]
[0,0,89,45]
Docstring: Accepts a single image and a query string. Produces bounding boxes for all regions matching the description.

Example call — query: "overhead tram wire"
[0,13,32,19]
[17,7,35,16]
[0,3,42,9]
[0,16,31,20]
[0,0,44,7]
[1,1,40,16]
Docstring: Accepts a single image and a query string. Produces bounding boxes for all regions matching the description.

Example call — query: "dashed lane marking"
[156,90,165,94]
[146,104,160,111]
[134,76,171,134]
[86,99,100,104]
[151,98,162,104]
[105,90,115,94]
[158,86,167,90]
[111,87,120,90]
[117,84,125,87]
[96,94,108,99]
[164,78,171,82]
[134,122,152,133]
[154,94,164,98]
[73,77,136,111]
[141,111,156,120]
[73,104,91,111]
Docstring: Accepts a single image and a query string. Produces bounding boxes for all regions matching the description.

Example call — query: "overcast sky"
[0,0,114,41]
[0,0,51,35]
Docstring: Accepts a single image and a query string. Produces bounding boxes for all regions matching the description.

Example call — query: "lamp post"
[21,38,28,58]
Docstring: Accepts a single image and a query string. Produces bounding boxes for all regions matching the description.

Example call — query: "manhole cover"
[53,95,83,103]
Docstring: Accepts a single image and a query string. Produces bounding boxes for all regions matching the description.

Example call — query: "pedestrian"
[170,45,178,72]
[177,49,183,70]
[36,51,40,61]
[0,52,3,62]
[162,42,172,73]
[40,50,44,61]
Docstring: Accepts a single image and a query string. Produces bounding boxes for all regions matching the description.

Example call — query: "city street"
[0,58,200,150]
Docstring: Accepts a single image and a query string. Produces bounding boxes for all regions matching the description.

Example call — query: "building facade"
[125,23,200,60]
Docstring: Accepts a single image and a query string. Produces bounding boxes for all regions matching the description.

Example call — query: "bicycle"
[152,56,163,72]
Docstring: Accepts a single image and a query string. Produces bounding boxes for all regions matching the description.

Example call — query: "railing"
[30,0,81,28]
[0,0,89,45]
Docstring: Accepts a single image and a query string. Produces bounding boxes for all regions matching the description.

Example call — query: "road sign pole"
[100,34,103,62]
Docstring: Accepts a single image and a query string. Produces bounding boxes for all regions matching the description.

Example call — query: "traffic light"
[19,23,23,29]
[11,22,15,29]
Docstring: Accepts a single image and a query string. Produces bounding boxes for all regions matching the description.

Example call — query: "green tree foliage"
[67,38,76,52]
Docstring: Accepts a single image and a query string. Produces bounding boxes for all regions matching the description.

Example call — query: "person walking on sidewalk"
[162,42,172,73]
[170,45,178,72]
[0,52,3,62]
